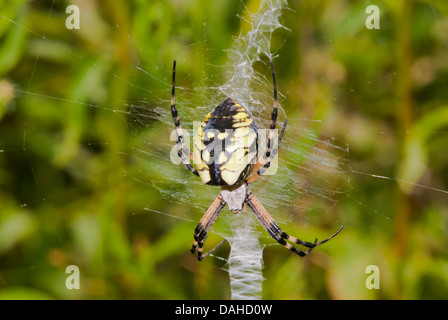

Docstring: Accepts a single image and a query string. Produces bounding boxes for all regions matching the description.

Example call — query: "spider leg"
[171,60,199,177]
[263,60,279,164]
[246,118,287,184]
[190,195,227,261]
[246,60,287,185]
[268,59,278,149]
[200,239,227,260]
[245,192,343,257]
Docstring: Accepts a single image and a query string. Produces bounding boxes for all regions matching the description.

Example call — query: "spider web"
[132,0,350,300]
[1,0,448,300]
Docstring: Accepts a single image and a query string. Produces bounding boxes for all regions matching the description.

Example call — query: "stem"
[394,0,413,259]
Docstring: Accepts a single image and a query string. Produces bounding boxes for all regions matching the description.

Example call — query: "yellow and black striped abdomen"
[193,98,259,186]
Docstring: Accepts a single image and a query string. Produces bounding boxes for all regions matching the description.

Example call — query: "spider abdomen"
[193,98,259,186]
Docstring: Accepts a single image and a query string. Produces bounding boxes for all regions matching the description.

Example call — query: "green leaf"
[0,211,35,255]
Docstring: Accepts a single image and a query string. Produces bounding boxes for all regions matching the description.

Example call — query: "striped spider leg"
[247,60,287,184]
[246,119,287,184]
[170,60,199,177]
[190,195,227,261]
[245,191,344,257]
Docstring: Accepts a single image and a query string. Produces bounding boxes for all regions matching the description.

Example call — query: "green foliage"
[0,0,447,299]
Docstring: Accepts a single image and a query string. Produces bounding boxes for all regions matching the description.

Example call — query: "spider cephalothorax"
[170,60,343,261]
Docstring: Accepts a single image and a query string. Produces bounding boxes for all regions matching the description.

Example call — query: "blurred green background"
[1,0,448,299]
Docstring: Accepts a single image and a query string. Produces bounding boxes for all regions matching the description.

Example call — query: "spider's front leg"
[190,195,227,260]
[246,192,343,257]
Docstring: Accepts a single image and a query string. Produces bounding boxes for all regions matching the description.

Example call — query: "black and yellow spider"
[170,60,343,261]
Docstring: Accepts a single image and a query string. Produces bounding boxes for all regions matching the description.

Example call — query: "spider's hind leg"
[170,60,199,177]
[247,60,287,185]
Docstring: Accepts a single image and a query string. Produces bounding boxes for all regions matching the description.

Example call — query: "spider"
[170,59,343,261]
